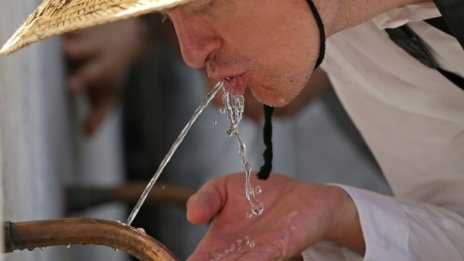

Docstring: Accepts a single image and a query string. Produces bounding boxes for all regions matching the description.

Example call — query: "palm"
[186,173,336,261]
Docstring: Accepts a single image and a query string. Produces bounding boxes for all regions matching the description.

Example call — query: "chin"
[247,72,306,107]
[250,85,294,108]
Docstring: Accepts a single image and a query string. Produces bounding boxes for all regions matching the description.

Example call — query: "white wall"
[0,1,126,260]
[1,1,68,260]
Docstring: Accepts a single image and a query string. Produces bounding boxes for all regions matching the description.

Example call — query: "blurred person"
[63,17,153,136]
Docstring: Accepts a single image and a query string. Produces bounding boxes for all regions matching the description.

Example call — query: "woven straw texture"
[0,0,193,55]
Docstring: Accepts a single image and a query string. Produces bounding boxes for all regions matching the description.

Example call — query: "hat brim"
[0,0,194,56]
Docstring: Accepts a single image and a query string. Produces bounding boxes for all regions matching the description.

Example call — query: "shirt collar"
[372,2,441,29]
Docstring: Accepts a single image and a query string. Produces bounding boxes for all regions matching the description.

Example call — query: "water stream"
[126,81,264,226]
[126,81,225,226]
[221,92,264,218]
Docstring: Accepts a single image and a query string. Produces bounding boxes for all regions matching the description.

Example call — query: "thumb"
[186,180,225,225]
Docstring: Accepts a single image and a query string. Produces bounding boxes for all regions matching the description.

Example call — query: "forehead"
[163,0,210,12]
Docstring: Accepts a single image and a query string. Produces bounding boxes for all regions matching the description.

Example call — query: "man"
[1,0,463,260]
[166,0,464,260]
[164,0,464,260]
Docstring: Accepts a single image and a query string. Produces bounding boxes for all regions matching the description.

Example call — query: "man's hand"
[186,173,365,261]
[63,18,150,136]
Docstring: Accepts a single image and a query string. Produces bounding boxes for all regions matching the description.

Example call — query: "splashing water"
[221,91,264,217]
[209,235,256,261]
[126,81,225,226]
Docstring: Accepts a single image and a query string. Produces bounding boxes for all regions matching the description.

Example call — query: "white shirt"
[304,3,464,260]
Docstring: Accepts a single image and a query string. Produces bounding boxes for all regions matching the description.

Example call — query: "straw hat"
[0,0,195,56]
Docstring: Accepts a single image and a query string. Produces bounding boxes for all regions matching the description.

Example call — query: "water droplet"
[211,251,223,261]
[253,208,263,216]
[135,227,146,234]
[213,120,218,125]
[255,186,262,195]
[66,244,71,249]
[248,240,255,248]
[245,235,256,248]
[115,220,127,226]
[251,203,264,216]
[244,162,251,172]
[40,247,46,251]
[114,248,119,252]
[226,129,234,137]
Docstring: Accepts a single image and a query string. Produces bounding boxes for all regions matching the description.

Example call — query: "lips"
[222,74,247,96]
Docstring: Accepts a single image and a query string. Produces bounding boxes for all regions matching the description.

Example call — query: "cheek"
[215,1,319,106]
[246,40,315,107]
[248,70,310,107]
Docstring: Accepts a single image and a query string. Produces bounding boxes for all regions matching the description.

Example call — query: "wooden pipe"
[65,182,194,213]
[3,218,179,261]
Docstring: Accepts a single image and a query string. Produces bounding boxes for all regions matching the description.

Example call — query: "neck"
[313,0,434,36]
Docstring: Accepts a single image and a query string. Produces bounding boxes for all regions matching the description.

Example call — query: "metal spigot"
[3,218,180,261]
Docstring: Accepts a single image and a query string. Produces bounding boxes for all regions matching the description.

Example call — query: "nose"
[169,12,222,68]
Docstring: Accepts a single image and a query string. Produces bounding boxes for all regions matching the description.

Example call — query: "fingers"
[64,30,111,94]
[186,179,225,225]
[83,95,116,136]
[68,58,110,92]
[63,32,101,62]
[67,57,121,136]
[62,20,146,136]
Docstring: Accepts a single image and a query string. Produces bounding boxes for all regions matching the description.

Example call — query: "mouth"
[222,74,247,96]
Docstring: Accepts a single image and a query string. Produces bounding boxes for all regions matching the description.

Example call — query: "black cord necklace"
[257,0,326,180]
[307,0,326,69]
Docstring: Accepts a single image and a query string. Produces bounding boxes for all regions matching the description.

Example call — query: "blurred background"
[0,1,390,260]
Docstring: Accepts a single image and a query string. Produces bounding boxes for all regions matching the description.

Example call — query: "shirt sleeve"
[302,185,464,261]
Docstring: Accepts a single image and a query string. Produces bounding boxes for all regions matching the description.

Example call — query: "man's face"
[166,0,321,107]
